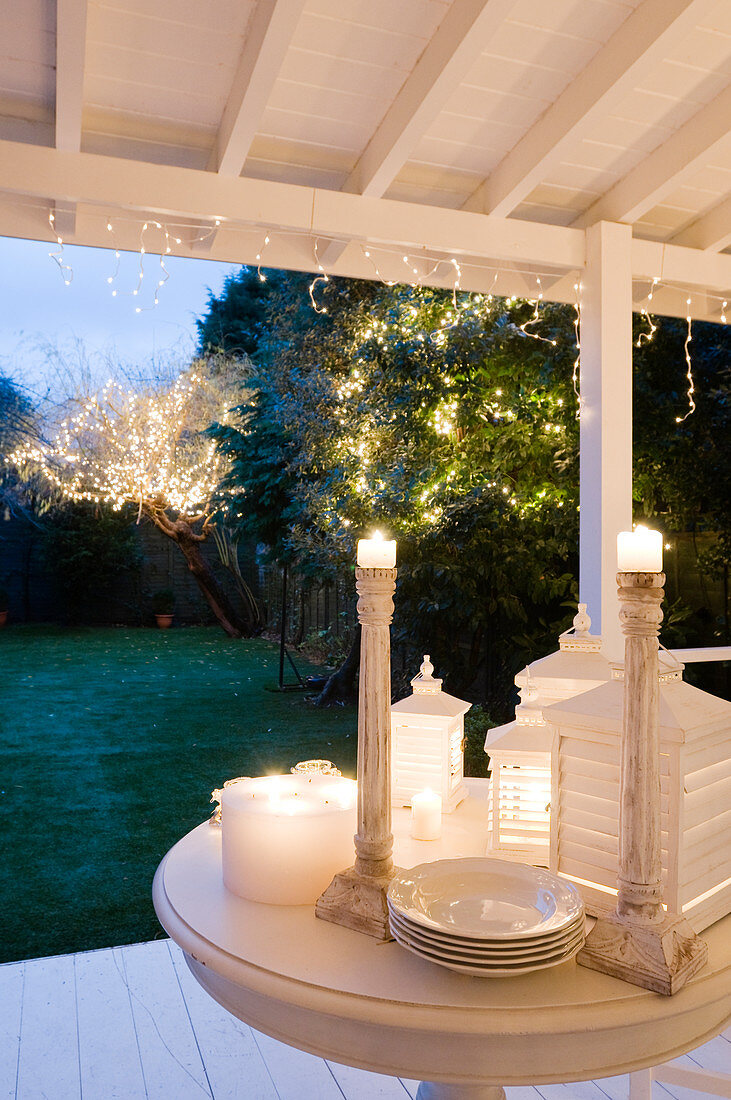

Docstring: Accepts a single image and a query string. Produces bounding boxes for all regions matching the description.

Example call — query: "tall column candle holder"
[578,563,708,994]
[316,544,398,939]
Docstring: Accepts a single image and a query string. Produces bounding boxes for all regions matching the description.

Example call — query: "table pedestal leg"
[416,1084,506,1100]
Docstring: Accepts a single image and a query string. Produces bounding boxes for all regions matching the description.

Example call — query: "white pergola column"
[579,221,633,659]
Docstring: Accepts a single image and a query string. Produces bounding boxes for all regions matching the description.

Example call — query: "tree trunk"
[314,624,361,706]
[148,511,251,638]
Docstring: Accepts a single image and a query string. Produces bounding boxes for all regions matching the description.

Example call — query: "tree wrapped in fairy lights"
[7,363,254,638]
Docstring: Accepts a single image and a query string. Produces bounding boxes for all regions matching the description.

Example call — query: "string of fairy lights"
[7,371,230,517]
[40,206,731,428]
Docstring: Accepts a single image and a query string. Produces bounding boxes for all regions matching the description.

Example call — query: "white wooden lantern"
[391,655,470,813]
[485,678,553,865]
[484,606,610,865]
[545,665,731,933]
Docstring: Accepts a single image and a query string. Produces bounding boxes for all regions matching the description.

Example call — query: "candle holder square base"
[577,912,708,995]
[315,866,400,941]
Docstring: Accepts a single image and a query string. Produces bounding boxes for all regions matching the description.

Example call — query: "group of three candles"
[221,525,663,906]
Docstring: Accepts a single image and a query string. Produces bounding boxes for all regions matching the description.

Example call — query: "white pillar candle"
[221,774,357,905]
[411,788,442,840]
[356,530,396,568]
[617,525,663,572]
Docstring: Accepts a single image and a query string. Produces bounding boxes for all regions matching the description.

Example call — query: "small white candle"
[411,788,442,840]
[356,530,396,568]
[221,774,357,904]
[617,525,663,572]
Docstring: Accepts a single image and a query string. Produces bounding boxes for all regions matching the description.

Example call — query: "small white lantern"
[485,677,553,865]
[484,606,610,865]
[391,655,470,813]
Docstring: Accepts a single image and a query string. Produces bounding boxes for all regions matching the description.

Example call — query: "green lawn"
[0,626,356,963]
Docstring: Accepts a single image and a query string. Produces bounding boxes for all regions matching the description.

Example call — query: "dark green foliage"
[633,315,731,645]
[196,267,277,358]
[41,502,141,622]
[205,269,729,706]
[0,373,35,451]
[151,588,175,615]
[211,273,580,706]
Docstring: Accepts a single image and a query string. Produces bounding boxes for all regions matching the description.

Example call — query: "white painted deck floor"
[1,939,729,1100]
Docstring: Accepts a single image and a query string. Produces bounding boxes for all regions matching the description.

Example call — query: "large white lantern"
[545,664,731,933]
[391,655,470,813]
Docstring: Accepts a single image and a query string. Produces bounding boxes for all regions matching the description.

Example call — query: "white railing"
[670,646,731,663]
[631,1062,731,1098]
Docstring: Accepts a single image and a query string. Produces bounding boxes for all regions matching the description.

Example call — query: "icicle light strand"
[675,299,696,424]
[309,239,330,314]
[48,212,73,286]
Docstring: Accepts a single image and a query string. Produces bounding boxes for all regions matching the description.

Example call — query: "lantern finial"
[572,603,592,637]
[411,654,443,695]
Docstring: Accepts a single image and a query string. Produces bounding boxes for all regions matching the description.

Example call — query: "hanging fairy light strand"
[192,218,222,246]
[309,239,330,314]
[635,277,659,347]
[675,298,696,424]
[134,221,177,313]
[105,220,122,296]
[572,281,581,413]
[519,277,558,346]
[255,233,270,282]
[48,212,73,286]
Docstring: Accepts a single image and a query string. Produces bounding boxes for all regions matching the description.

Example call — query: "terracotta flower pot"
[0,610,7,628]
[155,613,173,629]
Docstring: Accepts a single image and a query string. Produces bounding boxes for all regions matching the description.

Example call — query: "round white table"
[153,803,731,1100]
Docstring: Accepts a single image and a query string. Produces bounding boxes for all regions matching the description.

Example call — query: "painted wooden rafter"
[209,0,306,177]
[462,0,719,218]
[575,86,731,228]
[54,0,89,237]
[319,0,516,268]
[670,194,731,252]
[195,0,307,252]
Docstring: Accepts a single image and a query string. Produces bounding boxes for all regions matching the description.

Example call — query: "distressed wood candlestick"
[577,571,708,994]
[316,566,398,939]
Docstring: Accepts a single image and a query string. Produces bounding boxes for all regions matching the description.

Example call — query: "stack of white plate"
[387,857,585,976]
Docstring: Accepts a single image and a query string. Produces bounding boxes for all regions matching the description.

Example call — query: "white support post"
[579,221,633,660]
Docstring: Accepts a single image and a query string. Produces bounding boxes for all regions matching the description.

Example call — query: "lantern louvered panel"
[392,724,442,805]
[554,736,671,915]
[486,755,551,865]
[678,739,731,929]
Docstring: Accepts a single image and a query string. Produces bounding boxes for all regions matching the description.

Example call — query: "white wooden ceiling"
[0,0,729,318]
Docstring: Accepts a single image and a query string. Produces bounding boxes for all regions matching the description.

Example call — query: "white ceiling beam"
[462,0,718,218]
[209,0,307,177]
[0,138,584,270]
[55,0,89,237]
[1,140,729,303]
[632,236,731,297]
[669,195,731,252]
[0,196,722,321]
[575,87,731,228]
[318,0,516,269]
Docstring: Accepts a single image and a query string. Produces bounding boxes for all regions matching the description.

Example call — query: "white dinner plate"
[391,922,585,976]
[388,858,583,941]
[388,901,585,951]
[384,906,584,959]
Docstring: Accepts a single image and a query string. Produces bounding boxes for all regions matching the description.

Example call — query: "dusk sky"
[0,234,240,397]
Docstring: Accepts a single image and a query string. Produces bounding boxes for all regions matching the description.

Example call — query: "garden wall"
[0,511,258,627]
